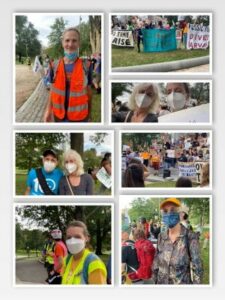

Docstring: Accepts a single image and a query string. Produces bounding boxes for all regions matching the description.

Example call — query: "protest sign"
[178,162,197,178]
[112,30,134,47]
[96,167,112,189]
[158,104,210,123]
[187,24,210,49]
[195,161,208,183]
[32,56,42,73]
[142,28,177,52]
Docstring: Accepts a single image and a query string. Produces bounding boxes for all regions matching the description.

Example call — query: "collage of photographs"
[13,12,212,287]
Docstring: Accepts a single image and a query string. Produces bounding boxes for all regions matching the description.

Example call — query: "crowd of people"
[112,16,191,52]
[122,133,210,187]
[24,149,111,196]
[112,82,204,123]
[122,198,208,284]
[42,221,111,285]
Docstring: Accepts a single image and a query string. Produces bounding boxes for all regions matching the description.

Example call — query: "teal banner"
[142,28,177,52]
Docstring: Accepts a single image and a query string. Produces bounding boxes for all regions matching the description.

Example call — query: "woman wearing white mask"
[59,149,93,195]
[61,221,107,285]
[166,82,190,112]
[112,83,159,123]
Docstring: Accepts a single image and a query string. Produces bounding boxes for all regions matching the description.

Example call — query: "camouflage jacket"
[152,224,203,284]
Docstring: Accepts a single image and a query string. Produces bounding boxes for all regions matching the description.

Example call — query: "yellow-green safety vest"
[62,249,107,285]
[45,243,54,264]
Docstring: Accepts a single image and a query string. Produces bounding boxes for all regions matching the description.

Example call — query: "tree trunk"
[74,206,84,221]
[70,133,84,158]
[89,16,101,54]
[95,218,102,255]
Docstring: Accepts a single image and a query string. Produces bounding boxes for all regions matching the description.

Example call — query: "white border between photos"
[13,12,104,126]
[109,79,212,127]
[119,129,212,191]
[13,202,114,288]
[109,12,213,76]
[118,195,213,287]
[13,129,114,199]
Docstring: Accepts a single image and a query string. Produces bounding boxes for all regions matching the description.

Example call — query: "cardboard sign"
[96,167,112,189]
[194,161,208,183]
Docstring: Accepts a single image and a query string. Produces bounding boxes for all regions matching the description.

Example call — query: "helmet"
[51,229,62,239]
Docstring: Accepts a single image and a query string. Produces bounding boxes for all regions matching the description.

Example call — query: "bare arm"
[24,187,30,195]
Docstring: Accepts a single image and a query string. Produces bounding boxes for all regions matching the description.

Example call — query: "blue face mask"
[162,212,180,228]
[64,51,78,61]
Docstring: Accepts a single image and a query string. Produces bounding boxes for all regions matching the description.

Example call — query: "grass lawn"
[145,181,199,188]
[90,92,101,122]
[16,173,111,196]
[112,47,210,68]
[200,238,210,284]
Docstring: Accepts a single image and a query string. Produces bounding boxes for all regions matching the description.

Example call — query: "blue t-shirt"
[26,167,63,196]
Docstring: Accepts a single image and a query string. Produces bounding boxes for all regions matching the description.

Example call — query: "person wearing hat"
[25,149,63,196]
[152,198,203,284]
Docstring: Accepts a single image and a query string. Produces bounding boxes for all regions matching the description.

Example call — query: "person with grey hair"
[59,149,93,195]
[43,27,93,123]
[112,83,159,123]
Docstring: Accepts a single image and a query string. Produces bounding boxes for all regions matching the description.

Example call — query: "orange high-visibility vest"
[50,58,89,121]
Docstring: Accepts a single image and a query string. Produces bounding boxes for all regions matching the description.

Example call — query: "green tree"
[16,205,111,254]
[190,83,209,104]
[83,149,101,171]
[47,17,68,58]
[111,83,133,104]
[16,133,67,171]
[16,15,42,62]
[78,21,92,56]
[122,133,160,151]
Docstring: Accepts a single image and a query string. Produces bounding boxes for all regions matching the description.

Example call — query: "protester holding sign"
[59,149,93,195]
[112,83,159,123]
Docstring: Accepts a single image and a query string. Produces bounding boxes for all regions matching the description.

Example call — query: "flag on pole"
[32,56,42,73]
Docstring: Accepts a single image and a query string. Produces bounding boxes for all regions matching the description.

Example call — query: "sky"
[84,133,112,156]
[24,13,89,47]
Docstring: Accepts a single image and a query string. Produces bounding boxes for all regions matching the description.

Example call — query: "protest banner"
[142,28,177,52]
[96,167,112,189]
[111,30,134,47]
[178,162,197,178]
[187,24,210,50]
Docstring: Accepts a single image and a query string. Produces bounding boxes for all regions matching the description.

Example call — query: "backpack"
[134,239,155,280]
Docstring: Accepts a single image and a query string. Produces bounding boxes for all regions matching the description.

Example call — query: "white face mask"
[167,92,186,111]
[43,161,56,173]
[66,237,85,255]
[66,163,77,174]
[135,93,154,108]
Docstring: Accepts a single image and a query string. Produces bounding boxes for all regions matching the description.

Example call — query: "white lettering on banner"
[178,162,197,178]
[187,24,210,49]
[112,30,134,47]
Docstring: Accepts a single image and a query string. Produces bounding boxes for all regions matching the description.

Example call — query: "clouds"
[24,13,89,47]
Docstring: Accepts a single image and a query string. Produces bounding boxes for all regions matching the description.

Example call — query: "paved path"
[173,64,209,72]
[16,80,49,123]
[16,258,47,284]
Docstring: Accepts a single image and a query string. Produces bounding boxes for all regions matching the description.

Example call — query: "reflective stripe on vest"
[62,249,106,285]
[50,58,89,121]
